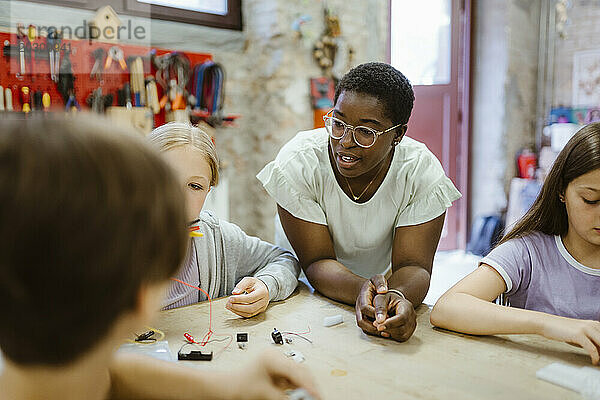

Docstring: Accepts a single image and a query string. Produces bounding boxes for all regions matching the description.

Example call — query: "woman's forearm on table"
[387,266,431,306]
[304,259,366,305]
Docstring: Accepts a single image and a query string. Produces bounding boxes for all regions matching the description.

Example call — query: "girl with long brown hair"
[431,123,600,365]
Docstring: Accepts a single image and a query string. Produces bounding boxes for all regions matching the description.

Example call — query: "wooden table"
[156,283,590,399]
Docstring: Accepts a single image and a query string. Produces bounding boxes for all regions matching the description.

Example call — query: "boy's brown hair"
[0,114,188,365]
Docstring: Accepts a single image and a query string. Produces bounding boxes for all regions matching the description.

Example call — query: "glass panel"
[136,0,228,15]
[390,0,451,85]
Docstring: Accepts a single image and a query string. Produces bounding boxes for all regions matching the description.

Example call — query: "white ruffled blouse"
[257,128,461,278]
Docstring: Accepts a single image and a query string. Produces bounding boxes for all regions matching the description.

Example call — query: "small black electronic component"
[177,350,213,361]
[271,328,283,345]
[237,332,248,349]
[135,330,156,342]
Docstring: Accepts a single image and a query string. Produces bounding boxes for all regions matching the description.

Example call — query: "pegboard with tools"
[0,30,212,127]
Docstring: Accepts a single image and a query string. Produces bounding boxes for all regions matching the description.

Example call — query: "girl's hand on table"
[226,277,269,318]
[540,316,600,365]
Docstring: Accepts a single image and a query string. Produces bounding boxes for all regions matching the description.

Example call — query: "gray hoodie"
[163,210,300,309]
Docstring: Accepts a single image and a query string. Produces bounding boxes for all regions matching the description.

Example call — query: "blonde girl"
[148,122,300,317]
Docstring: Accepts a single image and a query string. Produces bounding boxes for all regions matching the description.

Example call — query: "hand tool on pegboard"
[4,88,13,111]
[90,47,106,81]
[57,49,80,111]
[47,27,61,82]
[86,87,113,113]
[0,30,212,118]
[152,50,190,113]
[16,23,31,77]
[21,86,31,113]
[105,46,127,71]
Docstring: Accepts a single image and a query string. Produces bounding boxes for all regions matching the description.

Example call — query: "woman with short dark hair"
[258,62,461,342]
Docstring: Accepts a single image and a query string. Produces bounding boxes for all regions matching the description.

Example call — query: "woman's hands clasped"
[355,274,417,341]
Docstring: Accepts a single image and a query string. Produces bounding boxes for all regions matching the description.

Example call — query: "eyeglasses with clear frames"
[322,110,405,148]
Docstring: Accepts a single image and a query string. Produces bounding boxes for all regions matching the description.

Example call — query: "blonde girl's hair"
[148,122,220,186]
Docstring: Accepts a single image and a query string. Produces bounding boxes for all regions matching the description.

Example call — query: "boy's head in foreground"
[0,115,188,367]
[147,122,219,222]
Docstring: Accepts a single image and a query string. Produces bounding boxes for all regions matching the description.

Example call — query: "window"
[135,0,228,15]
[26,0,242,30]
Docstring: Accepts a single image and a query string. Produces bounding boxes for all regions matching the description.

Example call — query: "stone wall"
[552,0,600,107]
[5,0,552,245]
[469,0,540,223]
[2,0,389,242]
[214,0,389,241]
[469,0,509,221]
[503,0,541,187]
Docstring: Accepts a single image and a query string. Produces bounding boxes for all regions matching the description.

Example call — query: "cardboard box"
[106,106,153,135]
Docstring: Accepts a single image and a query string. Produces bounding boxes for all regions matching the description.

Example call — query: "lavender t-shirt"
[480,232,600,320]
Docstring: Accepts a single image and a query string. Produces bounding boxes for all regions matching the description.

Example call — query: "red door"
[389,0,471,250]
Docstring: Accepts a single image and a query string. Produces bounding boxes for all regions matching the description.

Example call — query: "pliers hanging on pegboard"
[65,93,81,111]
[104,46,127,71]
[57,48,80,111]
[90,47,106,81]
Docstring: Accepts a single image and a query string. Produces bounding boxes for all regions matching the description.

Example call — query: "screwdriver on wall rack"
[5,88,13,111]
[21,86,31,113]
[47,27,60,83]
[42,92,51,111]
[16,23,27,76]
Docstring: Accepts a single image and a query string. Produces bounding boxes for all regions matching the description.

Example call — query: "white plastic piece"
[284,350,305,363]
[536,362,600,399]
[286,388,315,400]
[0,86,4,111]
[117,340,174,362]
[323,314,343,327]
[238,342,247,350]
[581,367,600,400]
[544,123,581,152]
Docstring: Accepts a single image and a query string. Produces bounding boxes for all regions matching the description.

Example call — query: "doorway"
[389,0,471,250]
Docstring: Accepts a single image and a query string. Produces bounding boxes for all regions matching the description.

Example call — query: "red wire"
[214,334,234,358]
[170,277,213,346]
[170,278,235,356]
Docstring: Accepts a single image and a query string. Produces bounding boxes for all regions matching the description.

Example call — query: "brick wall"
[553,0,600,106]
